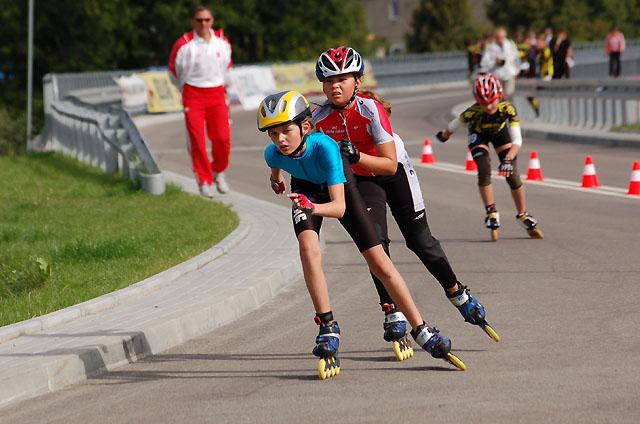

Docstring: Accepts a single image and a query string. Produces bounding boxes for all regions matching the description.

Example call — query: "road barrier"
[370,40,640,87]
[514,79,640,130]
[37,71,165,195]
[33,41,640,195]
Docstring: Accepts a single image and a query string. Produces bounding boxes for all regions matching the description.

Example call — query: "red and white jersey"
[313,94,394,176]
[392,132,425,212]
[169,29,232,90]
[605,31,625,54]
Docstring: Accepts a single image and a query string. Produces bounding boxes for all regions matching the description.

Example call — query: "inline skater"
[259,90,466,378]
[313,46,499,348]
[436,73,543,241]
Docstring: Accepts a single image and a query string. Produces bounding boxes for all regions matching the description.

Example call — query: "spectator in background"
[605,26,625,78]
[524,31,538,78]
[169,5,233,197]
[550,29,572,79]
[543,27,553,46]
[537,35,553,80]
[465,38,484,79]
[481,27,521,99]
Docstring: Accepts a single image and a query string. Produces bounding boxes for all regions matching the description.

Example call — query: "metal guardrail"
[513,79,640,130]
[369,39,640,87]
[38,72,165,195]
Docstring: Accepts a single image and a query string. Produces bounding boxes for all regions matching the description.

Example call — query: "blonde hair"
[359,89,392,117]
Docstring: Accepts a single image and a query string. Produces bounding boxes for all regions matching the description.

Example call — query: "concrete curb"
[521,126,640,149]
[0,171,302,409]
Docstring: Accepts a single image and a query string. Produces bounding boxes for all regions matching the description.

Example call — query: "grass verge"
[611,123,640,133]
[0,153,239,326]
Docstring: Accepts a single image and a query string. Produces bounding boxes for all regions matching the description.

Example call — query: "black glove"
[436,131,449,143]
[498,158,514,177]
[339,140,360,164]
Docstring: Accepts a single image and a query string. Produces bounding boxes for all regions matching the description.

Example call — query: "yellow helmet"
[257,90,311,132]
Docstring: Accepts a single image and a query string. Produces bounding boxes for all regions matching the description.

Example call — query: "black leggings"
[355,164,458,305]
[291,155,379,253]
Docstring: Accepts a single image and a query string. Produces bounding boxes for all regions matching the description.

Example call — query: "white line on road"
[411,158,639,200]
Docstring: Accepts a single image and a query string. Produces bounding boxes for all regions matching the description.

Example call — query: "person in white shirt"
[480,27,520,98]
[169,5,233,196]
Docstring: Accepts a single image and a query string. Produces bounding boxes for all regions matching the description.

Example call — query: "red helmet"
[472,74,503,104]
[315,46,365,82]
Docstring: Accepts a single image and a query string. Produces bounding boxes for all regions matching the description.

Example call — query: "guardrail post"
[594,97,604,129]
[563,97,571,126]
[613,99,624,127]
[604,98,614,129]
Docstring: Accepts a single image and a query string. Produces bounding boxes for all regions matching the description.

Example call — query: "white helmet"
[315,46,365,82]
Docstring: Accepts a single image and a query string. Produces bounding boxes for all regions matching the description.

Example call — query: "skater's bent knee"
[405,231,440,253]
[506,173,522,189]
[473,149,491,186]
[362,247,396,282]
[298,233,321,258]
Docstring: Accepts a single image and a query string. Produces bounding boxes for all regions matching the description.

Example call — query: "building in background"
[361,0,489,55]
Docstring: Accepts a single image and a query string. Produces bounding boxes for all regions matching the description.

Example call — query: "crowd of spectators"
[465,25,626,82]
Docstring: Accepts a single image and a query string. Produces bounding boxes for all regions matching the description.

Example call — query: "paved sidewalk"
[0,171,302,409]
[522,121,640,149]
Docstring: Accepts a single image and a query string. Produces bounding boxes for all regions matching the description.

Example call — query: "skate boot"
[516,211,544,239]
[312,317,341,380]
[447,284,500,342]
[381,303,414,361]
[485,203,500,241]
[410,323,466,370]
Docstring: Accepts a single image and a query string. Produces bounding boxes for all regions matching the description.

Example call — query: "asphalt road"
[3,88,639,423]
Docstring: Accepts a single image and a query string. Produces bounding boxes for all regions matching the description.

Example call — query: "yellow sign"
[272,60,377,95]
[138,71,183,113]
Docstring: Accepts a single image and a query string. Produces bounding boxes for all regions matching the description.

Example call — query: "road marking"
[390,90,468,106]
[411,158,639,200]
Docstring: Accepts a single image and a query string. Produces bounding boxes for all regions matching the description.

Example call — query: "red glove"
[289,193,314,214]
[270,175,285,194]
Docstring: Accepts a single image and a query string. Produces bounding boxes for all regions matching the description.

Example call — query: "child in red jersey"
[313,46,500,345]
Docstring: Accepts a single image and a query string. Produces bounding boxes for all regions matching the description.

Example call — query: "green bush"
[0,106,26,156]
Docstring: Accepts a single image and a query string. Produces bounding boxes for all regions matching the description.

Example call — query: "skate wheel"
[318,358,328,380]
[528,228,544,239]
[445,352,467,371]
[392,338,414,361]
[483,324,501,342]
[318,357,339,380]
[490,229,498,241]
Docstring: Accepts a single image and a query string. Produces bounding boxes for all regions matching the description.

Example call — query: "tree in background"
[0,0,371,153]
[487,0,640,40]
[406,0,479,53]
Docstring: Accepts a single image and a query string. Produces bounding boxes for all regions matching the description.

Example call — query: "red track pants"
[182,84,231,185]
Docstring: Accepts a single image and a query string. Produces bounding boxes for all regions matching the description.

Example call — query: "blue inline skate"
[312,316,341,380]
[381,303,414,361]
[447,284,500,342]
[410,322,466,370]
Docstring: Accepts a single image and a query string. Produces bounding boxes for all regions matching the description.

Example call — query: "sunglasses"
[194,18,212,23]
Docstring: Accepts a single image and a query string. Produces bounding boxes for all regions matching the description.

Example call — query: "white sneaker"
[214,172,230,194]
[199,184,214,199]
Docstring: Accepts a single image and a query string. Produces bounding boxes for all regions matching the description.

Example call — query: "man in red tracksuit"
[169,5,232,197]
[605,26,625,78]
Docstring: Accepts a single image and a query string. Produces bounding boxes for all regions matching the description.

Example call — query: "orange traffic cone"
[421,139,436,164]
[464,151,477,171]
[581,155,601,188]
[627,161,640,195]
[526,151,544,181]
